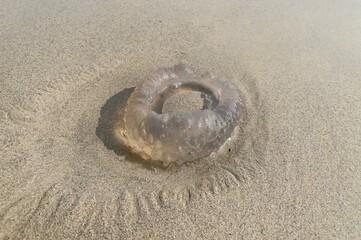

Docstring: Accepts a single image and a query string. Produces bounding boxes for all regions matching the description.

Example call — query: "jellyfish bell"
[116,64,247,166]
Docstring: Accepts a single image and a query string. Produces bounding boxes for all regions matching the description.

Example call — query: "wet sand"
[1,0,361,239]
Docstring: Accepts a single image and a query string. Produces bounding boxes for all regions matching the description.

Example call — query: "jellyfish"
[115,64,246,165]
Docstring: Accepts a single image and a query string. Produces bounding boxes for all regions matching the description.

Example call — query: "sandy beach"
[1,0,361,239]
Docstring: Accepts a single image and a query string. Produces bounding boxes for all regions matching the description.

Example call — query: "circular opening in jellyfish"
[150,83,219,115]
[162,91,204,116]
[150,83,218,114]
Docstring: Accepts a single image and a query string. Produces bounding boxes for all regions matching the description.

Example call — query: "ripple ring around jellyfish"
[116,64,247,166]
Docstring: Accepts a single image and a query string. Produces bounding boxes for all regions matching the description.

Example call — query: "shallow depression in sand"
[0,64,268,238]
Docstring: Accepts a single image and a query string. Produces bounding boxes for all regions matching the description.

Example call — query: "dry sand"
[1,0,361,239]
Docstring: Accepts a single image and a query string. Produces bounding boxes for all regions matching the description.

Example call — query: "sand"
[1,0,361,239]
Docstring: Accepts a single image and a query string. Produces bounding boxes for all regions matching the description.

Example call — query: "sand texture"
[1,0,361,239]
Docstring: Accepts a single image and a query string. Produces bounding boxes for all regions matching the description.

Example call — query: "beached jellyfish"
[115,64,246,165]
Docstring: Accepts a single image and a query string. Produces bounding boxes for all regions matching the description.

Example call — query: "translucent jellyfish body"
[116,64,246,165]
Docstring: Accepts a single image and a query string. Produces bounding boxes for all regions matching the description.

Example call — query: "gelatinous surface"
[116,64,247,165]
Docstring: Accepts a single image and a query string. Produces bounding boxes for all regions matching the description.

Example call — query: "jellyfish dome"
[116,64,246,165]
